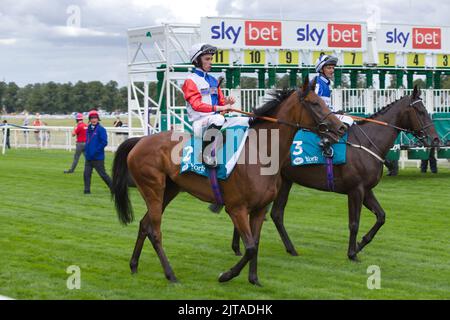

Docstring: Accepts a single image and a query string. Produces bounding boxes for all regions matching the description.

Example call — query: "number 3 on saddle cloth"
[291,130,348,191]
[291,130,348,165]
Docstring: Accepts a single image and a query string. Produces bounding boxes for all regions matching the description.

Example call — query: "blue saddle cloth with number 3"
[291,130,348,166]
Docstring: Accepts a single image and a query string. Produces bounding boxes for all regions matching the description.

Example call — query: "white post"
[366,89,374,115]
[231,89,242,111]
[128,81,133,137]
[334,89,343,112]
[165,24,171,132]
[66,130,70,151]
[425,90,434,114]
[111,128,116,149]
[2,125,7,155]
[144,80,149,135]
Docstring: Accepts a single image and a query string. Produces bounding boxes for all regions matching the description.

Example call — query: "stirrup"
[319,138,334,158]
[322,147,334,158]
[203,154,218,168]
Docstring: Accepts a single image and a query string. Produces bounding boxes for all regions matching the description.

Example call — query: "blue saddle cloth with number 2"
[180,126,249,180]
[291,130,348,166]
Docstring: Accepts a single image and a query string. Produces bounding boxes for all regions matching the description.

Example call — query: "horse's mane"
[249,88,295,126]
[367,95,407,119]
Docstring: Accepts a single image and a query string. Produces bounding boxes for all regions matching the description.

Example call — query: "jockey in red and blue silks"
[182,43,248,167]
[314,54,354,127]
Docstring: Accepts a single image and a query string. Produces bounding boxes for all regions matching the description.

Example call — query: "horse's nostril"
[339,125,347,133]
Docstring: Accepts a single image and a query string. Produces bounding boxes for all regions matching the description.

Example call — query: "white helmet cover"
[315,54,338,73]
[189,43,217,64]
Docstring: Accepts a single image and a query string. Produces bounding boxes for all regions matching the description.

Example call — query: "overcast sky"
[0,0,449,87]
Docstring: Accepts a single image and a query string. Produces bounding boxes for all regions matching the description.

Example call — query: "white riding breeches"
[192,114,249,137]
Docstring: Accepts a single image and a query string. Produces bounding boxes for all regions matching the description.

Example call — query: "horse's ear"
[302,75,310,90]
[412,85,421,99]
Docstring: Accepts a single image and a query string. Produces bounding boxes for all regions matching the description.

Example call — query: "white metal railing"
[432,89,450,113]
[226,88,450,115]
[1,126,144,154]
[164,87,449,132]
[238,89,268,112]
[332,88,449,114]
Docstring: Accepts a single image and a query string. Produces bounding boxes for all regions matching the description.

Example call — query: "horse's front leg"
[248,208,267,286]
[347,186,364,261]
[357,189,386,253]
[219,206,256,283]
[270,178,297,256]
[231,227,242,256]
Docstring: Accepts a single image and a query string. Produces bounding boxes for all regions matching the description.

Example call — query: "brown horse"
[231,85,440,261]
[111,78,347,285]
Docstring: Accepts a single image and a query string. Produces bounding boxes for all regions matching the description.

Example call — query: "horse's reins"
[345,98,433,164]
[217,78,330,132]
[349,99,433,135]
[223,108,308,129]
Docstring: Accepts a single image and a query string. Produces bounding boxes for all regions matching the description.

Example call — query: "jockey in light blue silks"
[314,54,354,127]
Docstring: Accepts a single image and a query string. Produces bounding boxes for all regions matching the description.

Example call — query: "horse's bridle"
[349,97,436,164]
[408,98,434,143]
[297,89,336,134]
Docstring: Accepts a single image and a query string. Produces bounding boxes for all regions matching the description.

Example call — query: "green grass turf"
[0,149,449,299]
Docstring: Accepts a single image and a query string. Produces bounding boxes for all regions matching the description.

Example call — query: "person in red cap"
[64,113,88,173]
[83,109,112,194]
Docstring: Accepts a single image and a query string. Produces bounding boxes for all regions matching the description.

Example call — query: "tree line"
[0,81,128,114]
[1,75,449,114]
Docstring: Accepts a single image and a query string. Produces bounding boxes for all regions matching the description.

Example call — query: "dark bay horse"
[111,78,347,285]
[231,86,440,261]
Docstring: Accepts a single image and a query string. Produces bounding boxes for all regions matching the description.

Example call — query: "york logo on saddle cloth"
[291,130,348,166]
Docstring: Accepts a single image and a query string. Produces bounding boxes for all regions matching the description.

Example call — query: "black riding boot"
[202,124,223,168]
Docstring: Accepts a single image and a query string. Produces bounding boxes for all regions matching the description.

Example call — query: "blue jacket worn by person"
[85,123,108,160]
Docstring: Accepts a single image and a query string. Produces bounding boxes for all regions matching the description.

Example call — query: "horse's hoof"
[249,278,262,287]
[348,254,360,262]
[130,264,138,274]
[218,271,233,282]
[166,274,178,283]
[286,249,299,256]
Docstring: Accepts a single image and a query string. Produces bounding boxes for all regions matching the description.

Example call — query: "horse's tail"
[111,137,142,225]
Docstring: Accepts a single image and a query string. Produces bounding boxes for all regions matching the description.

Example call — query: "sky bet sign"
[378,24,448,52]
[202,17,366,50]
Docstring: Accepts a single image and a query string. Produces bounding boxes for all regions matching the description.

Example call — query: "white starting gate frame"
[127,23,202,136]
